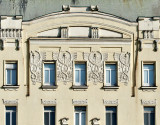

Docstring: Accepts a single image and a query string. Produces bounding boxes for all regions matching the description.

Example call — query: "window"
[75,106,86,125]
[143,64,155,86]
[144,107,155,125]
[44,107,55,125]
[75,63,86,86]
[105,64,117,86]
[6,106,16,125]
[44,63,55,86]
[6,63,17,85]
[106,107,117,125]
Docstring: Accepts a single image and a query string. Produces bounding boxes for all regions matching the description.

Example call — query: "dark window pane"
[150,113,155,125]
[112,113,117,125]
[44,112,49,125]
[12,112,16,125]
[44,107,55,111]
[50,112,55,125]
[81,113,86,125]
[75,106,86,111]
[6,112,10,125]
[106,113,111,125]
[75,113,79,125]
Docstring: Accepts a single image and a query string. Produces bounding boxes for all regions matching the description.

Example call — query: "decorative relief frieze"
[91,27,99,39]
[84,51,108,84]
[0,29,22,38]
[3,99,18,105]
[30,51,46,85]
[53,51,77,84]
[60,117,69,125]
[91,118,100,125]
[103,99,118,105]
[141,99,156,105]
[72,99,88,105]
[114,52,130,85]
[41,99,56,105]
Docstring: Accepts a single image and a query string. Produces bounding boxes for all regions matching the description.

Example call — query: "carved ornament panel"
[114,52,130,85]
[53,51,77,84]
[84,51,108,84]
[30,51,46,85]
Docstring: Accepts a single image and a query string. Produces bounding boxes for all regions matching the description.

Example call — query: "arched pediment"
[24,6,136,38]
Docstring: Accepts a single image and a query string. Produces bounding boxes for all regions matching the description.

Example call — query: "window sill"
[41,85,58,90]
[102,86,119,91]
[140,86,157,91]
[3,85,19,90]
[72,85,88,91]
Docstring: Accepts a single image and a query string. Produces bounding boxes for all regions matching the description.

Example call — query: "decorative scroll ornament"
[91,118,100,125]
[84,51,108,84]
[53,51,77,84]
[60,117,69,125]
[114,52,130,85]
[30,51,46,85]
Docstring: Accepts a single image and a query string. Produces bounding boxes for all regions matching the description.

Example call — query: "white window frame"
[6,107,16,125]
[74,110,86,125]
[43,63,56,86]
[74,62,86,86]
[44,107,55,125]
[144,107,155,125]
[143,63,155,87]
[105,63,117,86]
[5,63,17,86]
[106,107,117,125]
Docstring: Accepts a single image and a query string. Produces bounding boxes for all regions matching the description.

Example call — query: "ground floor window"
[144,107,155,125]
[6,106,16,125]
[106,107,117,125]
[44,106,55,125]
[75,106,86,125]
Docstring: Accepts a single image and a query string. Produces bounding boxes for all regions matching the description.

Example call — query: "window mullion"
[79,112,80,125]
[79,69,82,85]
[10,70,12,84]
[49,112,51,125]
[110,69,111,85]
[10,111,12,125]
[49,69,50,83]
[148,69,149,86]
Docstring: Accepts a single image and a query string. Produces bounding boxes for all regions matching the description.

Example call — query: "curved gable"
[24,6,136,39]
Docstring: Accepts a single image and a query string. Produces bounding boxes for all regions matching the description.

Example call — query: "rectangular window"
[105,64,117,86]
[75,63,86,86]
[106,107,117,125]
[144,107,155,125]
[143,64,155,86]
[44,63,55,86]
[6,63,17,85]
[44,107,55,125]
[6,106,16,125]
[75,106,86,125]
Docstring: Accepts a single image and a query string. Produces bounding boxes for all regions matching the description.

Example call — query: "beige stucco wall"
[0,6,159,125]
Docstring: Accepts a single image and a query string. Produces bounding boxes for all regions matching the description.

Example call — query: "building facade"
[0,5,159,125]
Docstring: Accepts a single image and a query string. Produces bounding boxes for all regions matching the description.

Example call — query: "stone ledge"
[41,85,58,89]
